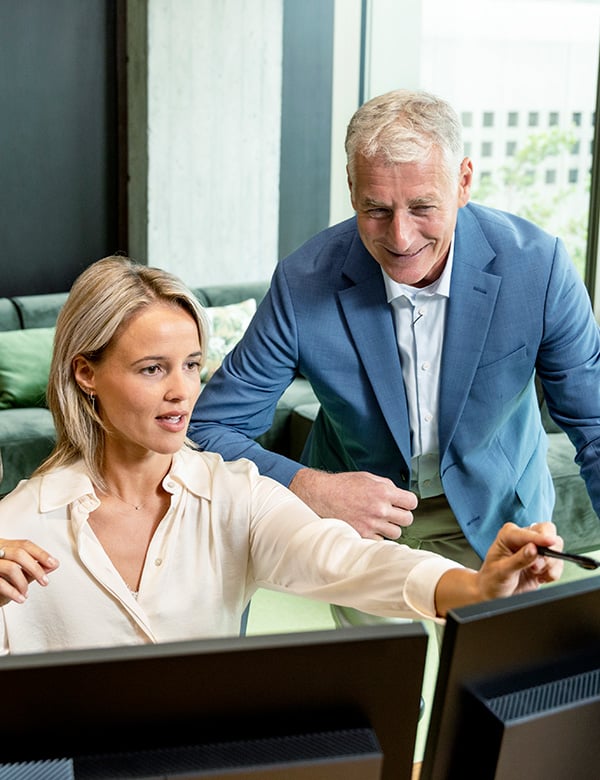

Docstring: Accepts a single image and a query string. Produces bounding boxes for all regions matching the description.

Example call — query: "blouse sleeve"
[247,472,463,621]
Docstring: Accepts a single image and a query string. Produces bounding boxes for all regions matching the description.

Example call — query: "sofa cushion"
[0,408,56,494]
[0,327,55,409]
[201,298,257,382]
[0,299,21,332]
[192,282,268,308]
[11,292,69,329]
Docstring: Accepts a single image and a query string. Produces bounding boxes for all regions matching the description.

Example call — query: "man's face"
[348,148,472,287]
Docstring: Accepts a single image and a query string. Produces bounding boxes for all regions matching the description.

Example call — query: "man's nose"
[388,212,414,250]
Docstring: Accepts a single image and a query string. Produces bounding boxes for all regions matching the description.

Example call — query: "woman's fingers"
[0,539,59,606]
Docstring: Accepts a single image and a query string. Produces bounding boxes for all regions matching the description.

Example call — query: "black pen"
[536,545,600,571]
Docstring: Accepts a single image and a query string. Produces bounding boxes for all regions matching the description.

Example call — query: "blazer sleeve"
[536,237,600,517]
[188,264,305,486]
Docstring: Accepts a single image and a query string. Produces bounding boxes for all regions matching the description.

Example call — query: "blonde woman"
[0,256,562,653]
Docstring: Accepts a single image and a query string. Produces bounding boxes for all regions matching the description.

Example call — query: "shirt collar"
[383,233,455,304]
[37,447,214,514]
[167,446,215,499]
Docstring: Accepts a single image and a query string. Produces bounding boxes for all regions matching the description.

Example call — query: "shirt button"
[423,412,433,423]
[421,361,430,371]
[154,558,163,567]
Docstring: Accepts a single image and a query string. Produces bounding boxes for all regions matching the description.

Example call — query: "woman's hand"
[0,539,59,607]
[435,522,563,617]
[476,521,564,599]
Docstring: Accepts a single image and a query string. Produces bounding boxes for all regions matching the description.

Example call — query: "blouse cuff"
[403,556,465,621]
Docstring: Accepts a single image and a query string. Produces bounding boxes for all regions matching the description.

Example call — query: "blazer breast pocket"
[470,344,532,404]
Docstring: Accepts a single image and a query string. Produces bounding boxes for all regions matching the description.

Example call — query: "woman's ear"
[72,355,96,396]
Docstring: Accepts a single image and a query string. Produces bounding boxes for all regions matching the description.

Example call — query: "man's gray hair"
[345,89,464,181]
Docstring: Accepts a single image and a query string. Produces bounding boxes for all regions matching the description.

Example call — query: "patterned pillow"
[201,298,257,382]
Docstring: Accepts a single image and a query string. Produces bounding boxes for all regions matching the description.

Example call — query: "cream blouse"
[0,448,461,654]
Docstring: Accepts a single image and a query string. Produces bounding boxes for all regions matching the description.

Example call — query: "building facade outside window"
[359,0,600,282]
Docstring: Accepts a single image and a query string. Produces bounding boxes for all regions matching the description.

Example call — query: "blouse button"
[154,558,163,567]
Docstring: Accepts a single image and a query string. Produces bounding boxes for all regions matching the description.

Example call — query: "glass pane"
[365,0,600,279]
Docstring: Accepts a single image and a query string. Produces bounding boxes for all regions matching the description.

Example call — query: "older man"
[189,89,600,624]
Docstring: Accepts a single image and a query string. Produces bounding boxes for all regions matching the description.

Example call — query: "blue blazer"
[190,203,600,557]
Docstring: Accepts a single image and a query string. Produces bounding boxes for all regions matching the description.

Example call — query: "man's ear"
[347,164,357,210]
[458,157,473,208]
[72,355,96,396]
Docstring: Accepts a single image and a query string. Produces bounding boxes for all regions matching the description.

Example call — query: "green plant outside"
[471,127,589,278]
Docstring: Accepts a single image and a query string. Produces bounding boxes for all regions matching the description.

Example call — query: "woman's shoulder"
[0,460,93,515]
[174,447,262,488]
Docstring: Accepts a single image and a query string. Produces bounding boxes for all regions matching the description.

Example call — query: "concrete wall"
[128,0,283,286]
[127,0,364,286]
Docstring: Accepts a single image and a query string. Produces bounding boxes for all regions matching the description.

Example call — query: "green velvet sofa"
[0,283,597,554]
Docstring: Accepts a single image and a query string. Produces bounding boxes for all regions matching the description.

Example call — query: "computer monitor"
[0,623,428,780]
[420,576,600,780]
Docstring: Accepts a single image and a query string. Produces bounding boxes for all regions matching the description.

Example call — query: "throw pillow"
[0,327,55,409]
[201,298,257,382]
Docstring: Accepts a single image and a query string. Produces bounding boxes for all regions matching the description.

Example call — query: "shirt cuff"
[403,555,465,621]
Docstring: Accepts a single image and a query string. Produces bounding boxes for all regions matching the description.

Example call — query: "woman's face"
[75,302,203,459]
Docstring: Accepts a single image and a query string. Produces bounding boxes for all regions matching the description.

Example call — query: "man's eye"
[367,208,389,218]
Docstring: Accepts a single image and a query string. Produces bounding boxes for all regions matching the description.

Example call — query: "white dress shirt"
[0,448,462,654]
[383,240,455,498]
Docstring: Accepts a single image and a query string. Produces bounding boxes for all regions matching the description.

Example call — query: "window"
[356,0,600,289]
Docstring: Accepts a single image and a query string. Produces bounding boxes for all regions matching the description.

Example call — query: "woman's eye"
[186,360,201,372]
[142,364,161,376]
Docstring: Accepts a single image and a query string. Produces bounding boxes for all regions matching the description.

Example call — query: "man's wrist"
[289,468,330,514]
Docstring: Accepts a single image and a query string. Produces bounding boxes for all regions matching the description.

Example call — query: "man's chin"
[382,264,429,287]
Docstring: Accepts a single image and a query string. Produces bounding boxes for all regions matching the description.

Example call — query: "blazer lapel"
[439,210,501,456]
[338,236,412,466]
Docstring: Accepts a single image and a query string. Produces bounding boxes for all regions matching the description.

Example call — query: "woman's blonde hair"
[345,88,464,182]
[35,256,209,489]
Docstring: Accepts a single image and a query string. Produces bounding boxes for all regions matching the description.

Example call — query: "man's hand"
[289,468,418,540]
